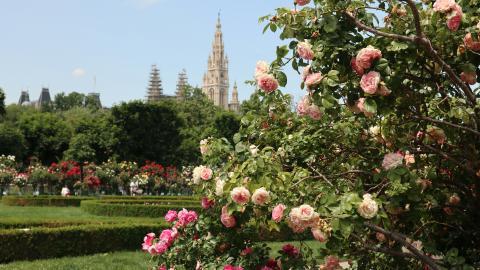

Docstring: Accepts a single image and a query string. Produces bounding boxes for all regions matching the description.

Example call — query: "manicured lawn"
[0,251,153,270]
[0,203,165,224]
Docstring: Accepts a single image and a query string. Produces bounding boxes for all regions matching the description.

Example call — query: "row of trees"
[0,86,240,167]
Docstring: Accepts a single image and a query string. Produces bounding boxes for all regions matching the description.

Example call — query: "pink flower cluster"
[281,244,300,258]
[224,265,244,270]
[382,152,404,171]
[433,0,462,31]
[177,208,199,227]
[287,204,328,242]
[255,61,278,93]
[302,66,323,89]
[352,98,374,117]
[359,71,390,96]
[352,46,382,76]
[295,0,310,6]
[297,95,322,120]
[464,33,480,52]
[201,197,215,209]
[271,204,286,222]
[221,205,237,228]
[142,228,178,256]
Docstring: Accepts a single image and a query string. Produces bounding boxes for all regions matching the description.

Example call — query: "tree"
[0,88,5,116]
[110,101,183,164]
[0,123,26,160]
[213,111,240,142]
[17,112,70,165]
[53,92,86,111]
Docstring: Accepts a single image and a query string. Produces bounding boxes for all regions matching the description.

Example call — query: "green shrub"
[99,195,198,201]
[81,200,201,218]
[0,223,165,263]
[1,196,94,207]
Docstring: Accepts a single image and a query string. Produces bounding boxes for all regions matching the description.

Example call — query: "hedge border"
[0,223,165,263]
[81,199,202,218]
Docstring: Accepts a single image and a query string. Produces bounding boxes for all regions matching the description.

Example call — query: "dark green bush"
[81,200,201,218]
[1,196,94,207]
[0,223,165,263]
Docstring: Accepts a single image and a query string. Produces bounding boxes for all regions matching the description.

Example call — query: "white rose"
[250,145,259,156]
[192,166,204,184]
[357,194,378,219]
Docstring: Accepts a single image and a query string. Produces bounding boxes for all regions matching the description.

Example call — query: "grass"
[0,251,153,270]
[0,203,165,225]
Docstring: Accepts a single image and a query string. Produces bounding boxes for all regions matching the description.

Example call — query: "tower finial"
[217,10,221,29]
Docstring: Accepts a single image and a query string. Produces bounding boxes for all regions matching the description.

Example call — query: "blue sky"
[0,0,301,106]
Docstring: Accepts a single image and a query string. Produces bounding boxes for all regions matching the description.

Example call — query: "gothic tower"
[146,64,163,102]
[202,14,229,110]
[228,81,240,112]
[36,87,51,109]
[176,69,189,101]
[18,90,30,105]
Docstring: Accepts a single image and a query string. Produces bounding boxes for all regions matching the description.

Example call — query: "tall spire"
[146,64,163,102]
[228,81,240,113]
[36,87,51,109]
[176,69,189,101]
[202,14,229,109]
[18,90,30,105]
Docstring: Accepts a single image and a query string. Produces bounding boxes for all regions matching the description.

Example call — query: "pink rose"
[201,197,215,209]
[311,227,328,242]
[350,57,364,76]
[356,46,382,70]
[257,74,279,93]
[252,187,270,205]
[464,33,480,51]
[255,60,270,78]
[296,95,311,116]
[360,71,381,94]
[301,65,311,81]
[221,206,237,228]
[446,4,462,31]
[272,204,286,222]
[240,247,253,256]
[433,0,456,13]
[295,0,310,6]
[305,72,323,88]
[142,232,155,251]
[200,166,213,180]
[230,186,251,205]
[159,229,176,246]
[297,41,314,60]
[224,265,244,270]
[308,104,322,120]
[282,244,300,257]
[382,153,404,170]
[164,210,177,223]
[158,266,167,270]
[177,208,198,227]
[151,241,169,255]
[322,256,340,269]
[461,71,476,85]
[355,98,374,117]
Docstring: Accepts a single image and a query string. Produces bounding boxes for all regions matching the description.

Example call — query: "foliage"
[1,195,94,207]
[80,199,200,218]
[0,88,5,116]
[53,92,102,111]
[0,123,26,159]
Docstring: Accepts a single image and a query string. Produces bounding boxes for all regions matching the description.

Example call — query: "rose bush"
[144,0,480,269]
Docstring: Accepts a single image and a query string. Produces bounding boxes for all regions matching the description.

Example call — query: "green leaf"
[363,99,377,114]
[276,71,288,87]
[276,45,289,59]
[323,16,337,33]
[387,41,409,52]
[270,23,277,32]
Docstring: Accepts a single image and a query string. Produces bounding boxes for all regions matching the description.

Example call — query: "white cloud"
[72,68,86,78]
[129,0,162,9]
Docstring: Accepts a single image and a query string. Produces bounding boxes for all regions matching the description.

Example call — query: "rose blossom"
[192,166,203,184]
[164,210,178,223]
[404,151,415,166]
[201,197,215,209]
[433,0,456,13]
[221,206,236,228]
[446,4,462,31]
[360,71,381,94]
[142,232,155,251]
[308,104,322,120]
[200,166,213,180]
[350,57,364,76]
[249,145,259,156]
[298,204,317,222]
[272,204,286,222]
[464,33,480,51]
[311,227,328,242]
[320,256,340,270]
[177,208,198,227]
[230,186,251,205]
[252,187,270,205]
[377,84,391,96]
[305,72,323,88]
[215,178,225,196]
[461,71,476,85]
[200,139,208,155]
[297,41,314,60]
[149,241,168,255]
[240,247,253,256]
[257,74,279,93]
[296,95,311,116]
[255,60,270,78]
[301,65,311,81]
[224,265,244,270]
[159,229,176,246]
[355,98,374,117]
[382,152,404,170]
[356,45,382,70]
[295,0,310,6]
[357,194,378,219]
[281,244,300,257]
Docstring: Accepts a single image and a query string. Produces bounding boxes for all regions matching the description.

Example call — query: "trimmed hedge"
[0,223,165,263]
[81,199,202,218]
[1,196,94,207]
[100,195,198,201]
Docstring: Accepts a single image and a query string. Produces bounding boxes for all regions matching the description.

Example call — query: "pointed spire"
[18,90,30,105]
[228,81,240,113]
[176,69,189,101]
[146,64,163,102]
[216,11,221,30]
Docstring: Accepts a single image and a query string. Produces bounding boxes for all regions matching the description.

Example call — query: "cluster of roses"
[142,209,198,257]
[192,165,213,184]
[286,204,331,242]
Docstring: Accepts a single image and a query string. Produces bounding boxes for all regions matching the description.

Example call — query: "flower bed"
[80,199,202,218]
[0,222,166,263]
